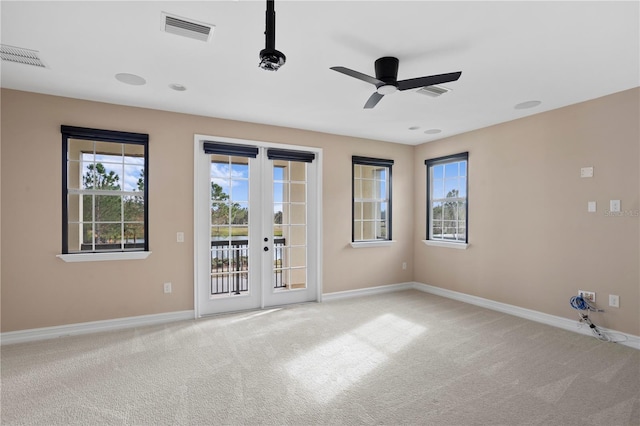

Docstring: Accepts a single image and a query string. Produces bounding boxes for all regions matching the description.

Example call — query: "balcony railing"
[211,238,285,295]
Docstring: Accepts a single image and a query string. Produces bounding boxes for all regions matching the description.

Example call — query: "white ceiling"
[1,1,638,145]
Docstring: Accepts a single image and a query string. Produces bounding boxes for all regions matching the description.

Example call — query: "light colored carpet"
[1,290,639,425]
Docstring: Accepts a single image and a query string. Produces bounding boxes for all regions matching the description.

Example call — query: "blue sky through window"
[210,162,284,213]
[82,153,144,192]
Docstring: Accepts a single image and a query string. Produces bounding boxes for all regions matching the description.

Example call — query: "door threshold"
[197,300,319,319]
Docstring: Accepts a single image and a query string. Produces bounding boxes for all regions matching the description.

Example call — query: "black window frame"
[352,156,394,242]
[61,125,149,254]
[425,152,469,244]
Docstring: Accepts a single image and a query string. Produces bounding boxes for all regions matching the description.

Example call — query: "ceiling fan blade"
[330,66,384,86]
[364,92,384,109]
[397,71,462,91]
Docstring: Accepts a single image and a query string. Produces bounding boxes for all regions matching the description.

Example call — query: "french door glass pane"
[290,204,306,225]
[210,155,250,297]
[290,225,306,246]
[290,183,306,203]
[273,160,307,290]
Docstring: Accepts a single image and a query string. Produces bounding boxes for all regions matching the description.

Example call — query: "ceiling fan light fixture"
[377,84,397,95]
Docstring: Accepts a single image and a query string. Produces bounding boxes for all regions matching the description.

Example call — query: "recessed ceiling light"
[514,100,541,110]
[169,83,187,91]
[424,129,442,135]
[115,73,146,86]
[409,126,420,130]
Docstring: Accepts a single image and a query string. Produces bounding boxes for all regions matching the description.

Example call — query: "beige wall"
[0,89,414,332]
[414,88,639,335]
[1,88,638,336]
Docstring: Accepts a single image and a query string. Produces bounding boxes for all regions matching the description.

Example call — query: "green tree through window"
[82,163,122,244]
[211,182,249,237]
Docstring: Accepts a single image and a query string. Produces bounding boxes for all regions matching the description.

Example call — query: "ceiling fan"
[330,57,462,109]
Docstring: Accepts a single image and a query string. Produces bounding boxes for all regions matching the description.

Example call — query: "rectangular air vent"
[416,85,452,98]
[0,44,46,67]
[161,12,214,42]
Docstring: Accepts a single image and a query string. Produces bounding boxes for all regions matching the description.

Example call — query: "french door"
[194,136,321,317]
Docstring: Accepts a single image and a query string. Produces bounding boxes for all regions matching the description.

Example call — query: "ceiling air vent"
[0,44,46,67]
[161,13,214,42]
[416,84,452,98]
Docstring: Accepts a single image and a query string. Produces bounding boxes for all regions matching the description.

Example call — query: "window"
[426,152,468,244]
[352,156,393,242]
[61,126,149,255]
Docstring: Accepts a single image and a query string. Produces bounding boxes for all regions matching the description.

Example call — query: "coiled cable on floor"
[569,295,609,342]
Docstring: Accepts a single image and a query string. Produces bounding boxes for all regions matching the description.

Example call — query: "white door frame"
[193,134,323,318]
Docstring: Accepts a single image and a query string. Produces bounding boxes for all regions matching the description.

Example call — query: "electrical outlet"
[402,262,407,270]
[578,290,595,303]
[164,282,172,294]
[177,232,184,243]
[580,167,593,178]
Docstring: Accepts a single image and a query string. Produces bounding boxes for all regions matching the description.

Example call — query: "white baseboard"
[322,282,414,302]
[0,310,195,346]
[412,282,640,350]
[324,281,639,350]
[4,283,638,350]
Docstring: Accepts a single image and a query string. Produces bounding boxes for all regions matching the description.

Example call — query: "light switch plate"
[610,200,621,212]
[177,232,185,243]
[609,294,619,308]
[587,201,596,212]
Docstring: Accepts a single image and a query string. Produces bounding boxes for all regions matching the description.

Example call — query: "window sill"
[57,251,152,263]
[422,240,468,250]
[350,240,396,248]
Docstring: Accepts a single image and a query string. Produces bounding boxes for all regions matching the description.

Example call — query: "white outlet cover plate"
[580,167,594,178]
[578,290,596,302]
[610,200,621,212]
[588,201,596,212]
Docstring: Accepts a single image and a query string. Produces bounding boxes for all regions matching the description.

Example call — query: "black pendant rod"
[259,0,285,71]
[265,0,276,51]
